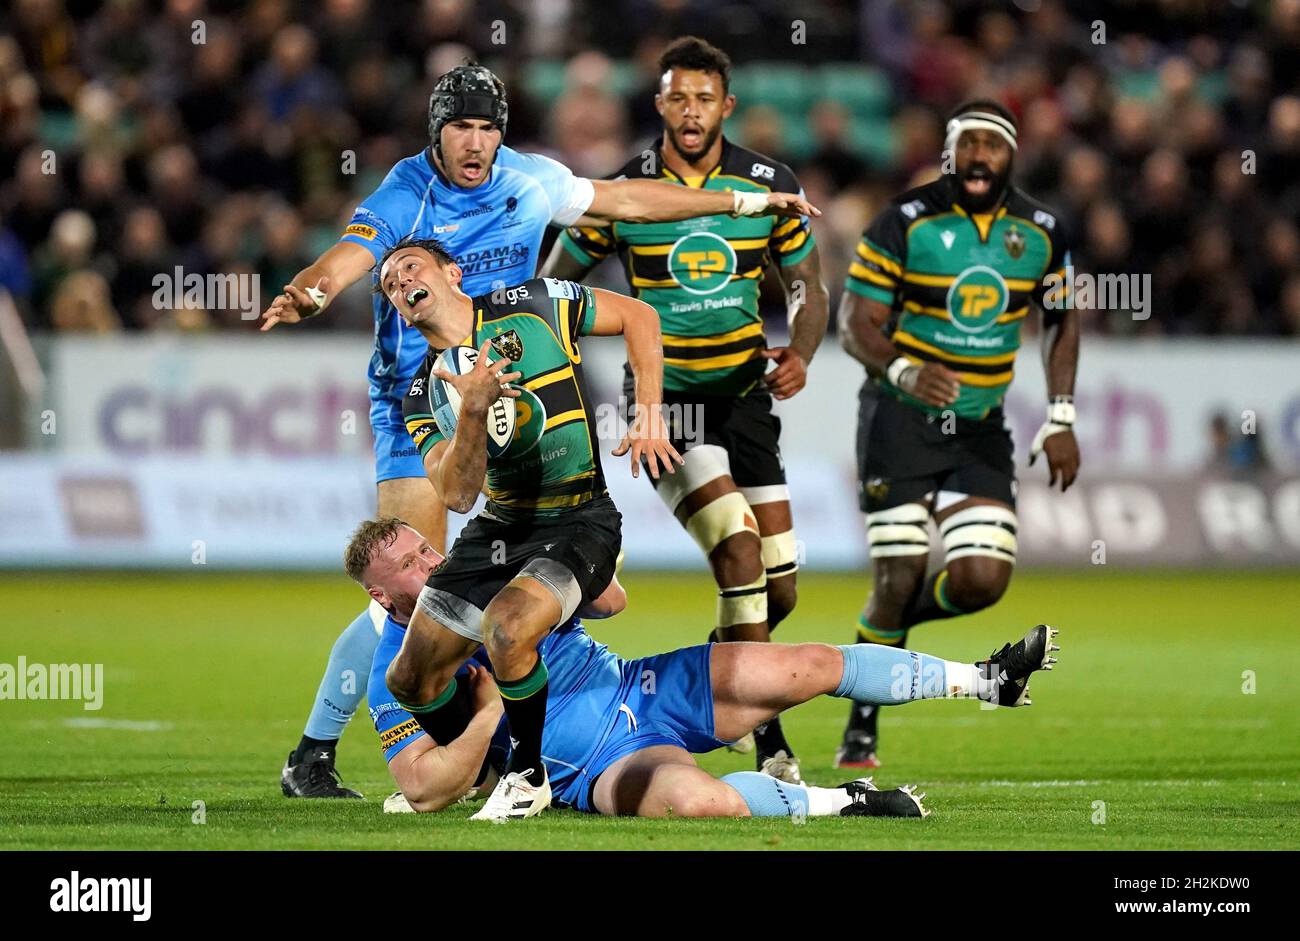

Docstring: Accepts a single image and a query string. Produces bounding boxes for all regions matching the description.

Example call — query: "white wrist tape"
[1046,399,1076,426]
[886,356,916,390]
[305,286,328,311]
[1031,399,1075,459]
[731,190,770,217]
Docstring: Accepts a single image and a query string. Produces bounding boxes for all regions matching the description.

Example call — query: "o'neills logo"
[50,871,151,921]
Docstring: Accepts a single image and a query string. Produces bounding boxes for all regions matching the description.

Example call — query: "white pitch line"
[60,718,174,732]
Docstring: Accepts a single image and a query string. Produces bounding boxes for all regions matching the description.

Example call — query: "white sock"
[806,785,855,817]
[943,659,996,699]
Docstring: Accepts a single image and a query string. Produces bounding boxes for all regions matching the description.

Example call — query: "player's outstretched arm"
[388,665,503,812]
[838,290,960,408]
[581,178,820,225]
[764,245,829,400]
[588,289,683,480]
[260,241,376,330]
[424,340,522,512]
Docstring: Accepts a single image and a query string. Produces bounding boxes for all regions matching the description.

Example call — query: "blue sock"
[302,607,382,741]
[833,643,959,704]
[721,771,812,818]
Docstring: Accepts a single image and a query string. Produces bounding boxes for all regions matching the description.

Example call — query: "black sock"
[753,715,794,759]
[404,678,473,744]
[497,659,549,787]
[293,735,338,764]
[900,570,964,628]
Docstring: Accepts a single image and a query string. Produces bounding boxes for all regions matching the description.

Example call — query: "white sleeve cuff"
[550,176,595,227]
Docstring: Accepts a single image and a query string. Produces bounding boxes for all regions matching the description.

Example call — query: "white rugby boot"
[469,768,552,823]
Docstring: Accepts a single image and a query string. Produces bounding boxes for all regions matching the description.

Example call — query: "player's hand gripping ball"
[429,345,545,457]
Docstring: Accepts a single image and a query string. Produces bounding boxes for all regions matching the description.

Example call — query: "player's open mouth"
[680,126,703,148]
[963,166,993,195]
[405,287,429,308]
[461,160,484,181]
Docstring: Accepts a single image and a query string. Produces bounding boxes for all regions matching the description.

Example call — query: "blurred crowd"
[5,0,1300,338]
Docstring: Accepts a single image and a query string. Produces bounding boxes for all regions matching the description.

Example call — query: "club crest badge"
[491,329,524,362]
[1003,225,1025,260]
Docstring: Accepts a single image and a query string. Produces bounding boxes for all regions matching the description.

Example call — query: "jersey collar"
[657,135,731,186]
[424,145,495,190]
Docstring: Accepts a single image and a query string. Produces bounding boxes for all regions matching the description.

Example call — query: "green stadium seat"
[731,62,814,112]
[522,60,568,104]
[848,117,898,168]
[39,111,81,153]
[816,64,892,119]
[1113,68,1161,102]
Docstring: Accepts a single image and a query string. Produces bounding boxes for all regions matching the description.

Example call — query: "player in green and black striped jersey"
[543,37,830,784]
[835,100,1080,769]
[375,236,680,819]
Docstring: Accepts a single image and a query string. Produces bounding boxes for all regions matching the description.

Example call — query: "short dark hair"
[373,237,455,295]
[343,517,409,584]
[947,98,1017,131]
[658,36,732,93]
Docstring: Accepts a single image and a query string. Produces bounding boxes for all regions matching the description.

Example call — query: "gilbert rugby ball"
[429,346,517,458]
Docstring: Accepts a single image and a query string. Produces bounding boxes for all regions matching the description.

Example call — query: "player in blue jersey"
[349,518,1061,819]
[263,64,820,798]
[348,517,626,812]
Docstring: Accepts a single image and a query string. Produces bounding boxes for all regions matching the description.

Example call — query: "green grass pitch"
[1,569,1297,850]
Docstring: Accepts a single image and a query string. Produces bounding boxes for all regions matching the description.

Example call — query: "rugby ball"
[429,346,517,458]
[505,386,547,457]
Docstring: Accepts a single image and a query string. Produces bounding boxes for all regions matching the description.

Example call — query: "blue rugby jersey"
[340,145,595,437]
[367,616,616,764]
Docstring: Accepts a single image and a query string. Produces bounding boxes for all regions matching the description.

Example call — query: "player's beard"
[667,121,722,163]
[955,160,1011,213]
[385,589,421,624]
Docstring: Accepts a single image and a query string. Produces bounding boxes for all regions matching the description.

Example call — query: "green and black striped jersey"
[558,138,815,397]
[846,177,1072,419]
[402,278,605,522]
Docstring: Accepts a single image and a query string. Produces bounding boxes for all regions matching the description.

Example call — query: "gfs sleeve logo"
[345,223,378,240]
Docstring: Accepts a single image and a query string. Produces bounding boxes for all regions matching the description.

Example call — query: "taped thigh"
[738,484,789,507]
[939,504,1018,565]
[865,502,931,559]
[654,443,731,515]
[684,489,759,556]
[416,586,486,642]
[739,484,796,576]
[760,530,799,578]
[518,557,583,624]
